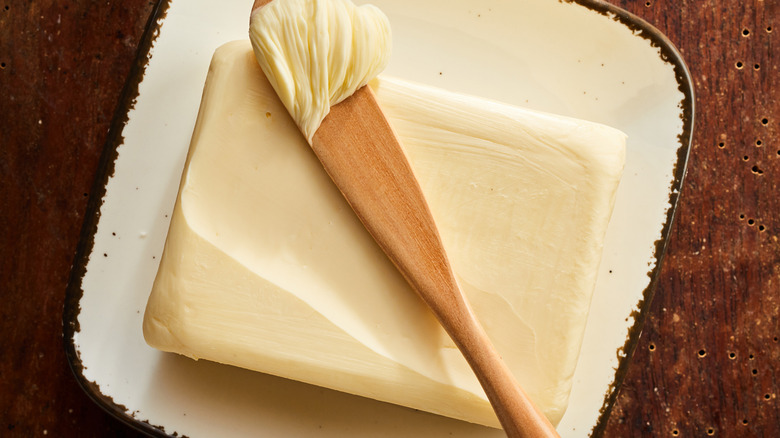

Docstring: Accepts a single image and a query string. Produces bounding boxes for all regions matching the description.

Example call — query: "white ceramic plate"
[65,0,693,436]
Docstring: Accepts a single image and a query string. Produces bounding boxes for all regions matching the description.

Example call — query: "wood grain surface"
[0,0,777,437]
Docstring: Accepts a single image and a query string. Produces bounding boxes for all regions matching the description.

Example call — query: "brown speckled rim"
[567,1,695,436]
[62,0,694,436]
[62,1,175,437]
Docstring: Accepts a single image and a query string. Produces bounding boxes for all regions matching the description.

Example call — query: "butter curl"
[249,0,392,142]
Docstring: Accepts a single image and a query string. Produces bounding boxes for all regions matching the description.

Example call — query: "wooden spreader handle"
[312,86,559,438]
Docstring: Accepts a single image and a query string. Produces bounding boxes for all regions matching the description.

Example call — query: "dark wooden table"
[1,0,778,436]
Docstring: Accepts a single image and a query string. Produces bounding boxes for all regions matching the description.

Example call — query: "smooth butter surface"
[143,40,625,428]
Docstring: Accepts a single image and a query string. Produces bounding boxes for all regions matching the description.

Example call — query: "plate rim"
[568,1,694,435]
[62,0,694,436]
[62,1,175,437]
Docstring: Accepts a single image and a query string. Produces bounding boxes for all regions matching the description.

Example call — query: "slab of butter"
[143,40,625,428]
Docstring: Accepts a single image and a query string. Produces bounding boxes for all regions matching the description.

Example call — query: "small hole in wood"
[645,1,651,6]
[718,142,725,148]
[0,62,6,69]
[649,343,656,351]
[756,140,762,146]
[742,28,750,36]
[742,419,749,425]
[743,155,749,161]
[698,349,707,357]
[761,118,769,125]
[765,394,771,400]
[707,428,715,436]
[751,165,764,175]
[768,26,773,33]
[775,337,779,342]
[3,5,7,11]
[748,219,755,226]
[740,214,746,220]
[754,64,760,70]
[672,430,679,436]
[736,61,744,69]
[729,352,736,359]
[749,354,755,359]
[752,369,758,375]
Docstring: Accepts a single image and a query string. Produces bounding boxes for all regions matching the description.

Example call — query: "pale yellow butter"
[143,40,625,428]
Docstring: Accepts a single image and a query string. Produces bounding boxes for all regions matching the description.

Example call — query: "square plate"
[65,0,693,436]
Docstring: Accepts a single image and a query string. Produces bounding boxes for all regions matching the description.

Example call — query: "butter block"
[143,40,625,428]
